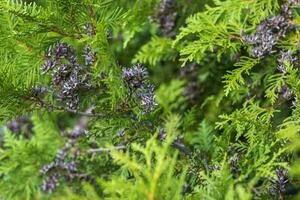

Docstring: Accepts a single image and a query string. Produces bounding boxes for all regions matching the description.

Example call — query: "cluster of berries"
[41,42,96,110]
[122,64,156,113]
[40,160,79,193]
[242,0,299,58]
[83,46,97,66]
[277,50,298,74]
[228,153,241,178]
[157,0,178,37]
[82,23,95,38]
[40,117,89,193]
[242,1,300,103]
[6,116,32,136]
[270,167,289,197]
[277,50,299,101]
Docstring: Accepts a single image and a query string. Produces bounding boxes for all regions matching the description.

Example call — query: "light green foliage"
[133,36,177,66]
[0,113,62,200]
[284,63,300,98]
[191,101,287,199]
[265,73,286,104]
[276,120,300,199]
[156,80,187,113]
[223,57,260,96]
[174,11,241,65]
[217,101,286,175]
[100,115,185,200]
[217,100,276,138]
[191,160,237,200]
[1,0,42,18]
[174,0,279,65]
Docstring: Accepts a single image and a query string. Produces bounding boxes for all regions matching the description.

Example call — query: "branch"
[88,145,127,153]
[172,141,192,156]
[86,4,97,36]
[27,95,108,117]
[49,104,106,117]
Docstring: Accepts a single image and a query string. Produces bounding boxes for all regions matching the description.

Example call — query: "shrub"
[0,0,300,199]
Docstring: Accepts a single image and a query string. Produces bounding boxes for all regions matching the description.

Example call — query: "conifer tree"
[1,0,300,199]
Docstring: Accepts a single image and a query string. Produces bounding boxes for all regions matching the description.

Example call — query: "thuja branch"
[88,145,127,153]
[29,95,130,118]
[43,102,106,117]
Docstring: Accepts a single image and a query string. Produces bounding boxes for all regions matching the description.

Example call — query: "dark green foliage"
[1,0,300,199]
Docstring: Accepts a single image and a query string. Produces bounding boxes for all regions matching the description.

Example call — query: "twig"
[172,142,192,156]
[86,4,97,36]
[49,104,106,117]
[29,96,107,117]
[27,94,138,120]
[88,145,127,153]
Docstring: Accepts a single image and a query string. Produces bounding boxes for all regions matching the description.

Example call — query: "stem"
[88,145,127,153]
[29,96,107,117]
[49,104,106,117]
[86,4,97,36]
[172,141,192,156]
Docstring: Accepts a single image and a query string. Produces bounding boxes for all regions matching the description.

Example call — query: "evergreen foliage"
[1,0,300,199]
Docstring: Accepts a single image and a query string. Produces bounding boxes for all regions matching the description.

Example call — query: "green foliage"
[133,36,177,66]
[174,11,241,65]
[156,80,187,113]
[0,113,62,200]
[174,0,279,65]
[100,115,185,200]
[265,73,286,104]
[223,57,260,96]
[187,119,215,156]
[1,0,300,199]
[1,0,42,19]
